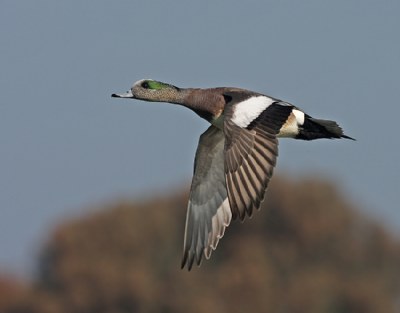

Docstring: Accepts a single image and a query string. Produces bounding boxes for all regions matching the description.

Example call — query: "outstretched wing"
[181,125,232,270]
[224,95,293,220]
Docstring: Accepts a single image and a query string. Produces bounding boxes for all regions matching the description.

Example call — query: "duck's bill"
[111,90,134,98]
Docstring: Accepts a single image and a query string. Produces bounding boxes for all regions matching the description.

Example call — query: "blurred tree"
[1,176,399,313]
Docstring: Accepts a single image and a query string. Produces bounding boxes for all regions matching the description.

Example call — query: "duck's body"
[112,79,353,270]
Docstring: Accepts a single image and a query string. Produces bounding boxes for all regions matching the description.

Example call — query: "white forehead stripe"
[293,109,305,125]
[231,96,275,128]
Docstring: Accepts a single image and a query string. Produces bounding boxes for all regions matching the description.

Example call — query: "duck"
[111,79,354,270]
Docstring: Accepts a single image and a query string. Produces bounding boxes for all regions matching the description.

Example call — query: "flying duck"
[111,79,354,270]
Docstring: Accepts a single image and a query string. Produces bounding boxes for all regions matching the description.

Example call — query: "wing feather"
[224,98,293,221]
[181,125,232,270]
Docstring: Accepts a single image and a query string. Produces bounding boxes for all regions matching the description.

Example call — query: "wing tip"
[181,251,203,271]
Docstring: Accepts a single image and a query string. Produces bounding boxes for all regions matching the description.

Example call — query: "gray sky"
[1,1,399,277]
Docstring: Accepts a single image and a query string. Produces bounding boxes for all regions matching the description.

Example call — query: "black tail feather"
[297,117,355,141]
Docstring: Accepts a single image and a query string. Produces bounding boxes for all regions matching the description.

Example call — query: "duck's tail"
[296,116,355,141]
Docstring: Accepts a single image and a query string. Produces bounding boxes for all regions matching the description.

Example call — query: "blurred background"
[1,1,399,312]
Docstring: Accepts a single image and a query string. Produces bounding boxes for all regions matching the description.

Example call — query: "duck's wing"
[181,125,232,270]
[223,94,293,220]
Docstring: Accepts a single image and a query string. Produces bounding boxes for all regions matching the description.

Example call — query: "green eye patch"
[147,81,171,90]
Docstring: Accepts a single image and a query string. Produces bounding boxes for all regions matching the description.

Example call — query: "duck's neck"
[178,88,226,123]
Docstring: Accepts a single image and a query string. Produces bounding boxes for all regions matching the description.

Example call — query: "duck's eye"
[141,81,150,89]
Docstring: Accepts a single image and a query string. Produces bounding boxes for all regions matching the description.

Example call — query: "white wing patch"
[231,96,275,128]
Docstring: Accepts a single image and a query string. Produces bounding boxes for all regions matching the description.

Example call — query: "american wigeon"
[112,79,354,270]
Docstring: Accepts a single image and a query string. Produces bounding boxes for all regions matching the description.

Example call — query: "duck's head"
[111,79,181,103]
